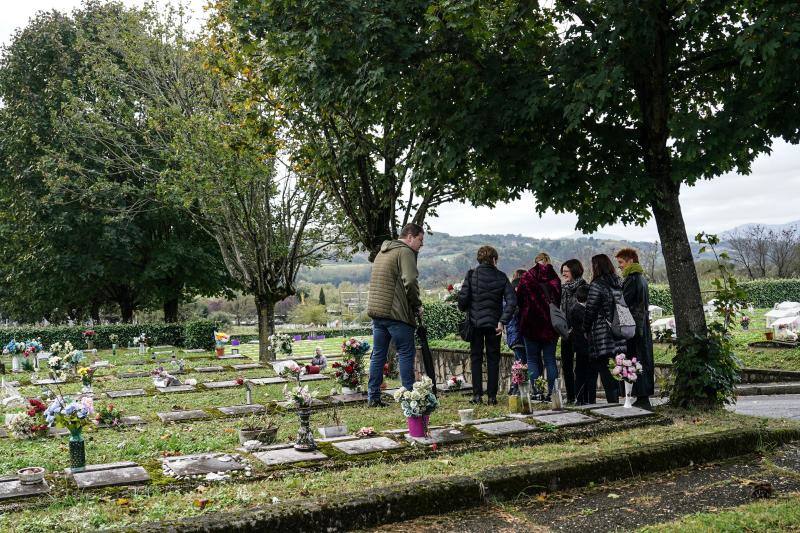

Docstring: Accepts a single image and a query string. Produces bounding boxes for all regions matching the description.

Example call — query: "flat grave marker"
[567,402,621,411]
[332,436,402,455]
[217,404,265,416]
[155,384,196,393]
[253,448,328,466]
[196,366,225,373]
[106,389,147,399]
[162,453,246,477]
[249,377,287,386]
[203,380,240,389]
[157,410,210,423]
[592,406,655,419]
[231,363,261,371]
[70,462,149,489]
[405,428,470,446]
[0,478,50,500]
[531,411,598,427]
[117,371,150,379]
[473,419,537,436]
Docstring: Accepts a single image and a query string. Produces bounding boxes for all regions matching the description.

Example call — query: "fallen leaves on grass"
[193,499,210,510]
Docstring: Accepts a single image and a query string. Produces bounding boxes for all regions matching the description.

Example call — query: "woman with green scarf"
[616,248,655,408]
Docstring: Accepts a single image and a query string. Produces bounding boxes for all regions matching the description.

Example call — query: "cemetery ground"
[1,336,800,531]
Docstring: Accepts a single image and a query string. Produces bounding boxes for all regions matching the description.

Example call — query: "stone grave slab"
[329,393,368,404]
[299,374,329,382]
[118,371,150,379]
[48,427,69,437]
[0,478,50,500]
[253,447,328,466]
[247,340,259,344]
[0,429,7,438]
[203,380,240,389]
[155,384,196,393]
[507,409,566,419]
[332,436,402,455]
[568,402,621,411]
[217,354,247,360]
[106,388,146,399]
[157,410,210,423]
[473,419,537,436]
[97,416,145,429]
[1,381,20,387]
[249,376,287,386]
[459,417,508,426]
[183,349,206,353]
[196,366,225,373]
[31,378,66,386]
[232,363,261,371]
[66,461,137,474]
[405,428,470,446]
[90,360,110,368]
[71,463,149,489]
[163,453,246,477]
[531,411,598,427]
[592,406,655,419]
[217,404,265,416]
[382,426,445,435]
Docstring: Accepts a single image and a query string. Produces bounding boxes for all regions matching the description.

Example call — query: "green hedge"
[422,301,464,340]
[230,327,373,344]
[648,279,800,314]
[0,321,220,350]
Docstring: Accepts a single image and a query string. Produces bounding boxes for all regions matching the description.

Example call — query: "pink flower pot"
[407,415,429,437]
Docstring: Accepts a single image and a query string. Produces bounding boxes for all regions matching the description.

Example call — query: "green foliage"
[648,285,674,314]
[183,319,217,350]
[739,279,800,308]
[289,305,329,326]
[667,323,742,409]
[318,288,326,306]
[422,302,464,340]
[0,324,185,350]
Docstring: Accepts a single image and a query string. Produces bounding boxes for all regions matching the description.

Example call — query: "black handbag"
[458,269,476,342]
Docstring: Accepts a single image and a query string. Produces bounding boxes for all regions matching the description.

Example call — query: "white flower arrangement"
[282,384,318,408]
[268,334,293,356]
[393,376,439,418]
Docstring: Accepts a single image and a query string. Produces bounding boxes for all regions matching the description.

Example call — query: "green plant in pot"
[239,412,279,446]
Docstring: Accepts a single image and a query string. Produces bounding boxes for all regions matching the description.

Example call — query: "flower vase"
[112,344,117,356]
[82,383,93,394]
[518,383,531,413]
[623,381,633,408]
[294,407,317,451]
[215,347,225,357]
[407,415,430,438]
[11,356,20,373]
[69,429,86,471]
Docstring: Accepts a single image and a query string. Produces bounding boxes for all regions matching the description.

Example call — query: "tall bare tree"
[767,227,799,278]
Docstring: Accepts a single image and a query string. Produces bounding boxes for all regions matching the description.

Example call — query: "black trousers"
[574,349,592,404]
[470,326,501,398]
[560,338,576,402]
[586,357,620,404]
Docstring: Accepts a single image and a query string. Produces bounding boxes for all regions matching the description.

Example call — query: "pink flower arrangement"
[511,361,529,385]
[609,354,643,383]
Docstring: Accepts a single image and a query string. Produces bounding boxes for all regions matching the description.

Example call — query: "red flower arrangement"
[82,330,96,337]
[25,398,48,433]
[332,358,363,389]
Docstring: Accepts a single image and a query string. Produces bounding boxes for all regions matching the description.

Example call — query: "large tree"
[211,0,467,260]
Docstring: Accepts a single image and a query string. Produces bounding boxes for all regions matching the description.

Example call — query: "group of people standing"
[458,246,655,407]
[362,222,654,410]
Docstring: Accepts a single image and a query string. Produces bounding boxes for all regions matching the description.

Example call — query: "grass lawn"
[639,494,800,532]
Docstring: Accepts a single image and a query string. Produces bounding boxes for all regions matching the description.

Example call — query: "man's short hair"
[399,223,424,238]
[575,284,590,303]
[477,246,499,265]
[615,247,640,263]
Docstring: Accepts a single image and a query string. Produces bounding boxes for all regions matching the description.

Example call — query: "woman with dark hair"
[458,246,517,405]
[517,252,561,399]
[582,254,624,403]
[560,259,587,404]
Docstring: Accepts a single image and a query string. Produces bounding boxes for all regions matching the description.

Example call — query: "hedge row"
[648,278,800,313]
[422,301,464,340]
[0,320,216,350]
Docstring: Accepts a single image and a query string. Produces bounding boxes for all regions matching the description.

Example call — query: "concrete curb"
[126,426,800,533]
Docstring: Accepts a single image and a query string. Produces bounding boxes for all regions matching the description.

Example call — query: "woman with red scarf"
[517,252,562,399]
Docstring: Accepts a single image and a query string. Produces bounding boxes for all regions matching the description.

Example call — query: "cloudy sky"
[4,1,799,242]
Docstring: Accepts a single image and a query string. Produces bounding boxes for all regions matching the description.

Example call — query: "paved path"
[730,393,800,420]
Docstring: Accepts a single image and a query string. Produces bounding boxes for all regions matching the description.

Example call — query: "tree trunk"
[651,180,707,339]
[119,299,135,323]
[256,297,276,362]
[90,301,100,323]
[163,297,179,323]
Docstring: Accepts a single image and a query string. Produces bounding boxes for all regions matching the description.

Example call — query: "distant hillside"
[722,219,800,237]
[299,232,670,287]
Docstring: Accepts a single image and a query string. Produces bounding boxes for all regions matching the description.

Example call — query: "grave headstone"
[473,419,537,436]
[106,389,146,399]
[196,366,225,373]
[459,417,508,426]
[69,462,149,489]
[118,371,150,379]
[249,377,287,386]
[31,378,65,386]
[157,410,210,423]
[162,453,246,477]
[0,478,50,500]
[232,363,261,371]
[567,402,621,411]
[183,349,206,353]
[155,384,196,393]
[299,374,329,382]
[217,404,265,416]
[592,406,655,419]
[97,416,145,429]
[203,380,240,389]
[405,428,470,446]
[331,436,402,455]
[252,448,328,466]
[217,354,247,360]
[531,411,598,427]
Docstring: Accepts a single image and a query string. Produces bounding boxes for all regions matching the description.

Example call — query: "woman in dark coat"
[506,269,527,395]
[582,254,624,403]
[458,246,517,405]
[559,259,587,403]
[616,248,655,407]
[517,252,561,398]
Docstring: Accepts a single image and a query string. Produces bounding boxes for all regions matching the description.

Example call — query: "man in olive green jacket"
[366,223,424,406]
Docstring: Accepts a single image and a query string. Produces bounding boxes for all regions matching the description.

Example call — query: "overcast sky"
[4,1,800,242]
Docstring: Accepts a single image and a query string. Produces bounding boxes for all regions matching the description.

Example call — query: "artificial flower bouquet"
[5,398,49,439]
[511,361,528,387]
[331,357,364,389]
[393,376,439,418]
[45,396,95,433]
[341,337,370,358]
[95,403,123,427]
[283,384,318,408]
[279,362,305,384]
[444,375,466,390]
[609,353,642,383]
[78,366,96,387]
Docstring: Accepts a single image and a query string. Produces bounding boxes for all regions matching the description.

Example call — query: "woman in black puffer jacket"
[582,254,624,403]
[458,246,517,404]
